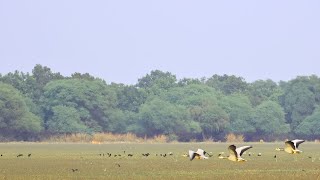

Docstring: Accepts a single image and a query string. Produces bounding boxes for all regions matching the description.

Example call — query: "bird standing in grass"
[227,145,253,162]
[17,154,23,158]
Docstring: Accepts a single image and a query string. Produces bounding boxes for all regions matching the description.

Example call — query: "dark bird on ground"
[142,153,150,157]
[17,154,23,157]
[28,153,31,157]
[116,163,120,167]
[274,155,277,158]
[71,169,78,172]
[207,152,213,157]
[163,154,167,157]
[128,154,133,157]
[1,154,2,157]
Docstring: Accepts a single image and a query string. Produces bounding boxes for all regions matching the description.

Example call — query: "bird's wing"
[196,149,205,156]
[285,141,295,150]
[189,150,196,161]
[236,146,253,156]
[291,139,305,148]
[228,145,237,157]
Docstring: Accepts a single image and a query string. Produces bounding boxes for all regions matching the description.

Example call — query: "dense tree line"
[0,65,319,141]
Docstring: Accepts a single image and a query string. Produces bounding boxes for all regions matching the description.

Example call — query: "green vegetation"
[0,143,319,179]
[0,64,320,141]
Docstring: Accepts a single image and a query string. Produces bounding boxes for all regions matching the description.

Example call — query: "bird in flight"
[189,149,209,161]
[285,139,305,154]
[226,145,253,162]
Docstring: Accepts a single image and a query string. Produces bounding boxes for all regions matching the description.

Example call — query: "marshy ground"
[0,142,319,179]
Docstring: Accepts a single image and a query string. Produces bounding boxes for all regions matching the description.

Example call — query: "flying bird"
[283,139,305,154]
[189,149,209,161]
[227,145,253,162]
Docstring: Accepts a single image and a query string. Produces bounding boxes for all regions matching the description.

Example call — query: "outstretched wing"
[291,139,305,148]
[196,149,205,156]
[285,141,295,150]
[236,146,252,156]
[228,145,237,157]
[189,150,196,161]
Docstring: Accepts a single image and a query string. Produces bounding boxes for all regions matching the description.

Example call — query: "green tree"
[295,108,320,139]
[219,94,255,137]
[159,84,228,140]
[111,83,146,112]
[42,79,117,133]
[137,98,201,141]
[253,101,289,140]
[247,79,281,106]
[136,70,177,95]
[194,104,229,140]
[177,78,203,86]
[0,83,42,140]
[46,105,86,133]
[282,79,316,130]
[206,74,248,94]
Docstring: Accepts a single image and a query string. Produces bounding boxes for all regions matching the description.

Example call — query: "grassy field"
[0,142,319,179]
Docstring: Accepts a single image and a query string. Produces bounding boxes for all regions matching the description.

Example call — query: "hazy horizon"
[1,1,319,84]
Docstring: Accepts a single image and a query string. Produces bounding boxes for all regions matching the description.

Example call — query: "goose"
[227,145,252,162]
[189,149,209,161]
[284,139,305,154]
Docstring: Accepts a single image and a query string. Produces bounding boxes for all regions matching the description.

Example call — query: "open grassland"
[0,143,319,180]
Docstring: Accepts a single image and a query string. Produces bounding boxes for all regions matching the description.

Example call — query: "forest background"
[0,64,319,142]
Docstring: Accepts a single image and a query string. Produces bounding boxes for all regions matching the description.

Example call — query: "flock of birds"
[188,139,306,162]
[0,139,313,173]
[93,139,307,163]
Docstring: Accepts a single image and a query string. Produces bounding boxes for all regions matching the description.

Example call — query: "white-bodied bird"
[189,149,209,161]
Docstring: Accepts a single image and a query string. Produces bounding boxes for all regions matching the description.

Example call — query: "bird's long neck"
[293,149,302,154]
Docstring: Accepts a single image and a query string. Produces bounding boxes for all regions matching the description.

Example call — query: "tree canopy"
[0,64,319,141]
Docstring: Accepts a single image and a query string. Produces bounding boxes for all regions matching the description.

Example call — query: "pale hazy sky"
[0,1,319,84]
